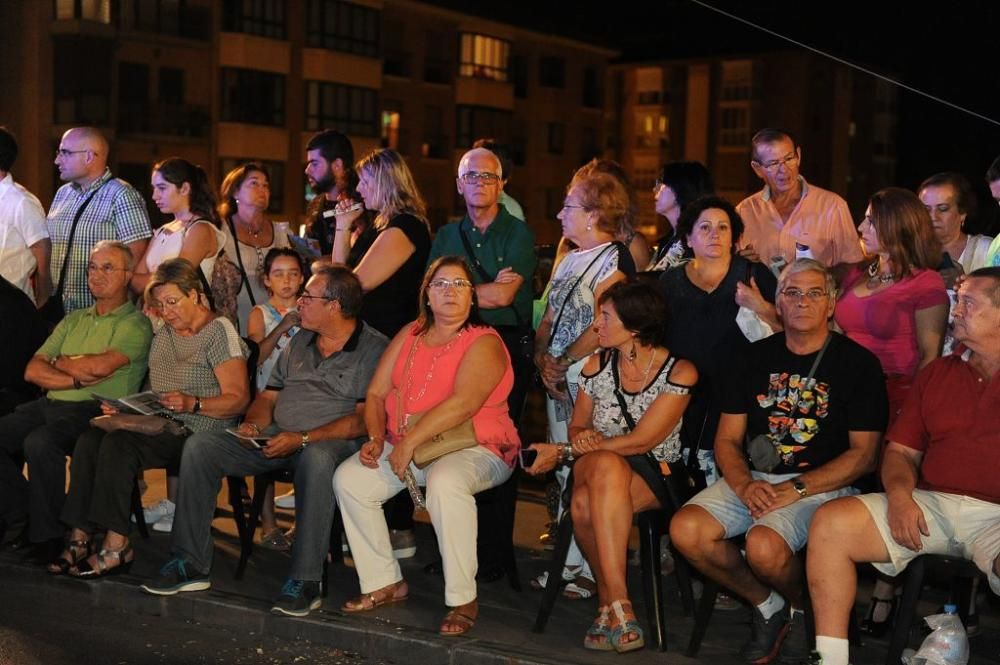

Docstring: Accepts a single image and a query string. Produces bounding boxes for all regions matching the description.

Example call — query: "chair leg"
[532,511,575,634]
[673,552,697,617]
[131,479,149,540]
[886,556,927,665]
[234,476,269,580]
[685,577,719,657]
[639,512,668,651]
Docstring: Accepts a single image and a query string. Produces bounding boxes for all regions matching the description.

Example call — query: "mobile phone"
[519,448,538,469]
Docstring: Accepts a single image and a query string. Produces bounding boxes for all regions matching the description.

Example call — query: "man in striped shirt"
[47,127,151,312]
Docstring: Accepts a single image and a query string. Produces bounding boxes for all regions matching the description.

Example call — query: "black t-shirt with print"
[720,332,888,474]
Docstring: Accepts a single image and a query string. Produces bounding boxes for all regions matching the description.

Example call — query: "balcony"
[383,51,411,78]
[455,77,513,111]
[118,102,210,138]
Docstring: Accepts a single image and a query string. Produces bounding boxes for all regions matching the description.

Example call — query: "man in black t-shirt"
[671,259,888,665]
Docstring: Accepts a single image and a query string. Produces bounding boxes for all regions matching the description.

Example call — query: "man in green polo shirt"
[427,147,537,582]
[0,240,151,557]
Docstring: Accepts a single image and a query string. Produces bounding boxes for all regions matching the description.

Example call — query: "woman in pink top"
[334,256,518,637]
[833,187,948,636]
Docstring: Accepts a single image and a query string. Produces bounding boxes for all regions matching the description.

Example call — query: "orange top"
[386,323,520,467]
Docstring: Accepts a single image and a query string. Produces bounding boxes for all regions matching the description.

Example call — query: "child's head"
[262,248,306,299]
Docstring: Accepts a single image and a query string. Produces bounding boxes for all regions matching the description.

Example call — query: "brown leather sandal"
[341,581,408,613]
[439,609,476,637]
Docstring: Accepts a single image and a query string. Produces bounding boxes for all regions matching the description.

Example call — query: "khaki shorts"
[854,490,1000,594]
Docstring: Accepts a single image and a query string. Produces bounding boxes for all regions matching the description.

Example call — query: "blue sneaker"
[270,578,322,617]
[140,558,211,596]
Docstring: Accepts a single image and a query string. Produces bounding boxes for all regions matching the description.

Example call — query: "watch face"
[793,481,806,495]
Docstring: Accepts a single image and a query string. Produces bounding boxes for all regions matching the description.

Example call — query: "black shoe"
[476,563,505,583]
[859,596,897,638]
[25,537,64,564]
[778,610,809,664]
[270,579,322,617]
[740,605,790,664]
[140,558,211,595]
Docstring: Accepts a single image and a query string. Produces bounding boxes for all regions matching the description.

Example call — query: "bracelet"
[562,443,575,463]
[246,423,261,435]
[335,225,352,232]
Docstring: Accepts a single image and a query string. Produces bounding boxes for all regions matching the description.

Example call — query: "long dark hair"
[152,157,218,226]
[415,256,485,335]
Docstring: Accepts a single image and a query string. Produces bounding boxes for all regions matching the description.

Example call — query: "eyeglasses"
[428,278,473,291]
[561,203,588,212]
[150,296,187,311]
[86,263,127,275]
[459,172,501,185]
[754,153,799,173]
[780,287,829,302]
[55,149,90,158]
[298,293,334,303]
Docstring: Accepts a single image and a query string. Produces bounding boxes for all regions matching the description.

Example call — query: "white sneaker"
[151,513,174,533]
[274,491,295,510]
[141,499,175,525]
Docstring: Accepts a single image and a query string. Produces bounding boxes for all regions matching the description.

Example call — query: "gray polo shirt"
[267,321,388,432]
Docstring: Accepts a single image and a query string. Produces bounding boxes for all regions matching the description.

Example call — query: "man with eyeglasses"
[0,126,51,306]
[0,240,151,556]
[671,259,887,665]
[143,265,388,618]
[806,267,1000,665]
[47,127,151,314]
[426,146,536,582]
[736,129,863,270]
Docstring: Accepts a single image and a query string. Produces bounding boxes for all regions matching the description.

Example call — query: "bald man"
[47,127,151,313]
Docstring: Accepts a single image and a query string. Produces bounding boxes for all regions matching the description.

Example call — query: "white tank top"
[145,219,226,278]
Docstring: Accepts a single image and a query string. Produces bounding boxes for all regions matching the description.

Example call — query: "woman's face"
[654,182,680,225]
[151,171,189,216]
[919,184,965,244]
[357,169,376,210]
[150,283,200,330]
[236,170,270,211]
[686,208,732,259]
[594,300,632,350]
[859,206,881,255]
[264,255,304,301]
[426,264,474,321]
[556,186,595,245]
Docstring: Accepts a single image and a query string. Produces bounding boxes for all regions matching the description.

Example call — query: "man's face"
[87,248,131,301]
[751,138,801,195]
[54,131,93,183]
[304,150,336,195]
[456,152,502,211]
[776,269,835,334]
[296,275,332,331]
[952,277,1000,350]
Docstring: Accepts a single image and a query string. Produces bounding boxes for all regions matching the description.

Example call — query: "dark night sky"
[425,0,1000,233]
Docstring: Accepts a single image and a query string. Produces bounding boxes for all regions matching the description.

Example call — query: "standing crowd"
[0,122,998,663]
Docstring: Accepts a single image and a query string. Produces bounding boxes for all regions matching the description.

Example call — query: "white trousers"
[334,443,512,607]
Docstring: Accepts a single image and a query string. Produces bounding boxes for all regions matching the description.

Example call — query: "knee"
[808,498,857,545]
[745,527,794,576]
[575,450,628,486]
[669,505,717,557]
[570,485,591,525]
[22,429,58,462]
[332,454,364,500]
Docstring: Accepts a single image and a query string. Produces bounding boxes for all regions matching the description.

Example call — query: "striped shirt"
[47,168,151,312]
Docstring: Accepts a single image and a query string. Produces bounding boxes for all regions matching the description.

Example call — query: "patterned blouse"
[580,352,690,463]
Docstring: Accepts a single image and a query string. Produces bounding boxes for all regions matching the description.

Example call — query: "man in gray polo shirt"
[141,265,388,617]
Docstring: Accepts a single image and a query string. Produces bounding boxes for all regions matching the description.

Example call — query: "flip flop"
[439,609,476,637]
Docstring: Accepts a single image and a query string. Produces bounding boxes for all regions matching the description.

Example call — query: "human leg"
[0,398,47,528]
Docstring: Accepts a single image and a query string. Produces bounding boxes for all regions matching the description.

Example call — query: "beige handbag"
[90,414,189,437]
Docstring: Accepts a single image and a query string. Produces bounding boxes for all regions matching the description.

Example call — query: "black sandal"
[69,543,134,579]
[859,596,898,638]
[47,538,92,575]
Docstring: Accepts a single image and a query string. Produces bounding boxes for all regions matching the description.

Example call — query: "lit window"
[381,110,401,150]
[459,33,510,82]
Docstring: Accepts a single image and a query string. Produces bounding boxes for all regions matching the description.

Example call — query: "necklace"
[622,347,658,391]
[866,258,895,289]
[403,329,465,406]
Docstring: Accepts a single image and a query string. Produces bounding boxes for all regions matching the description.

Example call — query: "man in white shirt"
[0,127,50,306]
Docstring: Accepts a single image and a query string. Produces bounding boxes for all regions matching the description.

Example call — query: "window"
[118,0,211,39]
[511,54,529,99]
[635,66,665,106]
[456,106,511,151]
[720,60,753,101]
[422,105,448,159]
[158,67,184,104]
[53,37,112,125]
[118,62,149,133]
[306,0,380,58]
[459,33,510,82]
[381,102,401,151]
[221,158,285,214]
[538,57,565,89]
[305,81,378,137]
[424,31,454,84]
[719,107,749,147]
[546,122,565,155]
[220,68,285,126]
[222,0,286,39]
[55,0,110,23]
[582,66,602,108]
[580,127,600,164]
[383,20,409,77]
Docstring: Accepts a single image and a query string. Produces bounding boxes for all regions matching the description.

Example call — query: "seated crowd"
[0,124,999,663]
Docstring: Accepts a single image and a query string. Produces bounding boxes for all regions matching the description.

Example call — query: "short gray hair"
[91,239,135,271]
[776,258,837,298]
[314,264,363,318]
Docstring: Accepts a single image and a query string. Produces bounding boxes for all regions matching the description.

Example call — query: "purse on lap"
[90,414,189,437]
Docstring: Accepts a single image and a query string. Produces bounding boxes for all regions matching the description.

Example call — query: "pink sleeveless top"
[386,324,520,467]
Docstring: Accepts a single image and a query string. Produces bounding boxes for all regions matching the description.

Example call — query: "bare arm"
[125,239,149,271]
[158,357,250,419]
[714,412,753,494]
[247,307,299,367]
[29,239,52,306]
[881,441,930,551]
[330,207,364,264]
[476,269,523,309]
[242,389,278,431]
[353,227,415,292]
[914,303,947,370]
[25,355,77,391]
[52,350,130,384]
[792,430,881,496]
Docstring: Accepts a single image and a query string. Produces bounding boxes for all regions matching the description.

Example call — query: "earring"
[628,340,637,362]
[586,224,593,231]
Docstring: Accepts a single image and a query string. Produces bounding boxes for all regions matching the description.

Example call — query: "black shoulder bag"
[224,215,257,308]
[40,185,103,327]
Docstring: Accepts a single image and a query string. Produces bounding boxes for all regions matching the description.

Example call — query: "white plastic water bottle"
[903,604,969,665]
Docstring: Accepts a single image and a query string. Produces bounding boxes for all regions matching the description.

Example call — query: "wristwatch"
[792,480,808,498]
[299,430,311,449]
[192,397,202,414]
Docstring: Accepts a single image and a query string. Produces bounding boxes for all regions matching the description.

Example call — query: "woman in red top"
[334,256,519,637]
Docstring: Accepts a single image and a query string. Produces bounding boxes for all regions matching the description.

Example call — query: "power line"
[688,0,1000,128]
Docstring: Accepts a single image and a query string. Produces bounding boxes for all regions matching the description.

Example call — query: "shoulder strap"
[458,222,525,328]
[53,184,103,299]
[550,244,615,344]
[805,333,833,384]
[610,349,638,432]
[224,215,256,307]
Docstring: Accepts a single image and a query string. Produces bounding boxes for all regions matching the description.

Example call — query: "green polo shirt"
[38,301,153,402]
[428,204,537,327]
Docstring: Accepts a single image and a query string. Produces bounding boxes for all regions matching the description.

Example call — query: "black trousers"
[0,398,100,541]
[61,427,187,537]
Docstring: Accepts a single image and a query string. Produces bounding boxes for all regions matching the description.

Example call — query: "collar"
[762,176,809,202]
[462,203,513,236]
[73,168,113,195]
[0,173,12,193]
[84,299,135,319]
[307,320,364,353]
